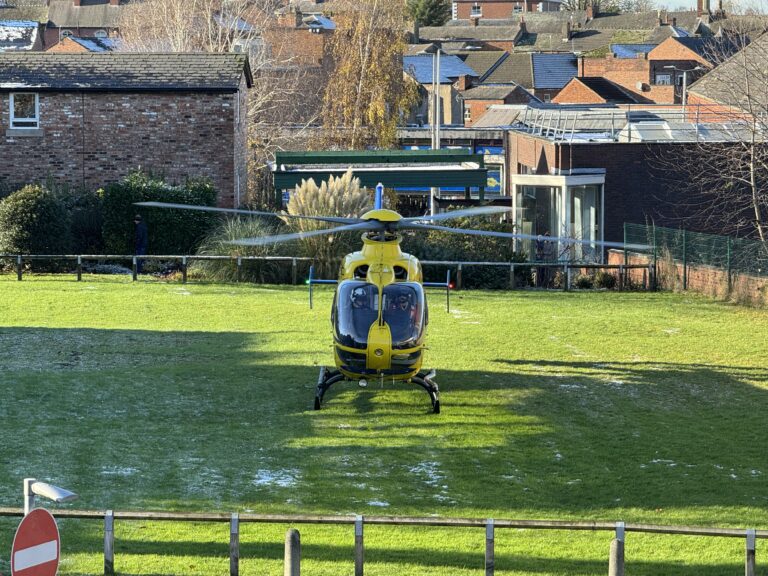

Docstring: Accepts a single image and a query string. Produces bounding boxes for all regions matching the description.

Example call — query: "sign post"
[11,508,60,576]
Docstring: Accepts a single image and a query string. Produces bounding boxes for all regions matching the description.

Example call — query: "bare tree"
[119,0,326,208]
[654,28,768,242]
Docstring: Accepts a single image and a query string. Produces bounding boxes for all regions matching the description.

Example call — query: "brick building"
[460,84,539,125]
[575,36,738,105]
[0,53,252,207]
[503,105,747,260]
[44,0,122,48]
[451,0,562,20]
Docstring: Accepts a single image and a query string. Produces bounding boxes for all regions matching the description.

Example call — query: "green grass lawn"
[0,274,766,575]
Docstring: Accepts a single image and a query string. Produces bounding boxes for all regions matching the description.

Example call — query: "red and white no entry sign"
[11,508,60,576]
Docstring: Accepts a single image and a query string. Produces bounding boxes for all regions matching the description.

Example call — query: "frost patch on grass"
[663,328,680,334]
[101,466,139,476]
[560,383,585,390]
[367,500,389,507]
[173,289,192,296]
[252,468,299,488]
[409,460,454,503]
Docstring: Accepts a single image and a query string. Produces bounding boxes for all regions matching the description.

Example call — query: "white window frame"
[10,93,40,129]
[60,29,73,38]
[94,29,108,38]
[470,2,482,16]
[464,105,471,122]
[655,73,672,85]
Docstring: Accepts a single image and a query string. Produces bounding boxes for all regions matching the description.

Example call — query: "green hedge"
[100,171,218,255]
[0,184,72,255]
[400,217,527,289]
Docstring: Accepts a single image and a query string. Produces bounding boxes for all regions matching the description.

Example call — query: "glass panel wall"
[569,184,601,261]
[516,185,561,261]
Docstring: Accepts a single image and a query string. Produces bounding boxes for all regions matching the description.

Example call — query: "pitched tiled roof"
[403,54,477,83]
[688,31,768,110]
[47,0,122,29]
[531,52,576,89]
[611,43,656,58]
[0,53,252,90]
[0,19,37,51]
[460,84,520,99]
[419,24,523,42]
[578,77,638,102]
[455,50,507,79]
[0,0,47,22]
[483,52,532,87]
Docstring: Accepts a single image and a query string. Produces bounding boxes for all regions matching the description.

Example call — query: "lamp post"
[23,478,78,515]
[664,65,704,117]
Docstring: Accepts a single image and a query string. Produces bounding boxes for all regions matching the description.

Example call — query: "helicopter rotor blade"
[134,202,362,225]
[406,223,652,251]
[402,205,513,224]
[229,221,378,246]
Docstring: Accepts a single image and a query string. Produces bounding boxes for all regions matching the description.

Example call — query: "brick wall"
[507,132,708,242]
[552,79,604,104]
[647,38,710,66]
[580,56,678,104]
[263,27,331,68]
[608,250,767,306]
[0,90,246,207]
[456,1,517,19]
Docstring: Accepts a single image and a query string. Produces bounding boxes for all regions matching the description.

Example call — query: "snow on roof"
[404,54,477,84]
[0,19,37,51]
[304,14,335,30]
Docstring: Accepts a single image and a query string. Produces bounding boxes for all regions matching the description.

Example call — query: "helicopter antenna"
[374,183,384,210]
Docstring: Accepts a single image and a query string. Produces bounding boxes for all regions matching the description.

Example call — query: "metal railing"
[0,254,653,291]
[0,508,763,576]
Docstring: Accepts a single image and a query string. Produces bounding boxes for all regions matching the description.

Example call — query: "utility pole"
[430,49,441,216]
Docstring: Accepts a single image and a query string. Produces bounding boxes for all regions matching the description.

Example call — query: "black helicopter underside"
[315,367,440,414]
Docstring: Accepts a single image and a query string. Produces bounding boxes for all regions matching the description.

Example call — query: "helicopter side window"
[334,281,379,349]
[382,283,425,349]
[353,265,369,279]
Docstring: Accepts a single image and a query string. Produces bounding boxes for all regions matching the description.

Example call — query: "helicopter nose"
[366,323,392,370]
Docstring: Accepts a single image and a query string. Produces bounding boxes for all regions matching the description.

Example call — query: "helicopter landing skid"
[314,367,440,414]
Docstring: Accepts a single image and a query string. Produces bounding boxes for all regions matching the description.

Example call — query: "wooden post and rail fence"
[0,509,762,575]
[0,254,653,291]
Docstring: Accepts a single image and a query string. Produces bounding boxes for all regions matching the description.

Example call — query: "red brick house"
[452,0,562,20]
[44,0,122,49]
[577,36,736,105]
[460,84,540,126]
[0,53,252,207]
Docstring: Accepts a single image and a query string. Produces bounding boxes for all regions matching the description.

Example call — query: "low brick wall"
[607,250,767,306]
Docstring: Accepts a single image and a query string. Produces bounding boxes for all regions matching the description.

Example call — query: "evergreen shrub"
[100,171,218,255]
[0,184,72,255]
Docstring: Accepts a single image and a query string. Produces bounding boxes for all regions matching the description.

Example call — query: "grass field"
[0,274,767,575]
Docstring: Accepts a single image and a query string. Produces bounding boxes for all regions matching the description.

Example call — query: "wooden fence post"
[746,529,756,576]
[236,257,242,283]
[456,264,463,290]
[230,513,239,576]
[485,518,495,576]
[16,255,22,281]
[564,265,570,291]
[182,256,188,284]
[292,258,298,285]
[509,264,516,290]
[104,510,114,576]
[609,522,624,576]
[132,257,137,282]
[355,515,364,576]
[77,256,82,282]
[285,528,301,576]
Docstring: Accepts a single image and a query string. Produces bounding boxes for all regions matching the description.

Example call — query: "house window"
[513,3,523,12]
[655,73,672,85]
[94,29,108,38]
[10,93,39,129]
[60,29,73,38]
[464,106,471,122]
[676,74,684,86]
[470,2,482,16]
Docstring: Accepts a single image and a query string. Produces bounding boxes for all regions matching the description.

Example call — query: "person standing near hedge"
[134,214,148,274]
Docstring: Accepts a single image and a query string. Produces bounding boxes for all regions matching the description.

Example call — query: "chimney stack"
[72,0,80,6]
[672,16,677,26]
[109,0,119,5]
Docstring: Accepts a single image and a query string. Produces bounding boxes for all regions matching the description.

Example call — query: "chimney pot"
[672,17,677,26]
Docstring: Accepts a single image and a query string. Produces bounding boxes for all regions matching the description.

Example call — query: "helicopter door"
[334,281,379,349]
[382,283,425,349]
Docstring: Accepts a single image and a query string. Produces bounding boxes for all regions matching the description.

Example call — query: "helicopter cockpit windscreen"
[382,283,425,349]
[334,281,379,349]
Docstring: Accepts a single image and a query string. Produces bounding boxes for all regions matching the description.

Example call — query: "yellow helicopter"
[138,184,648,414]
